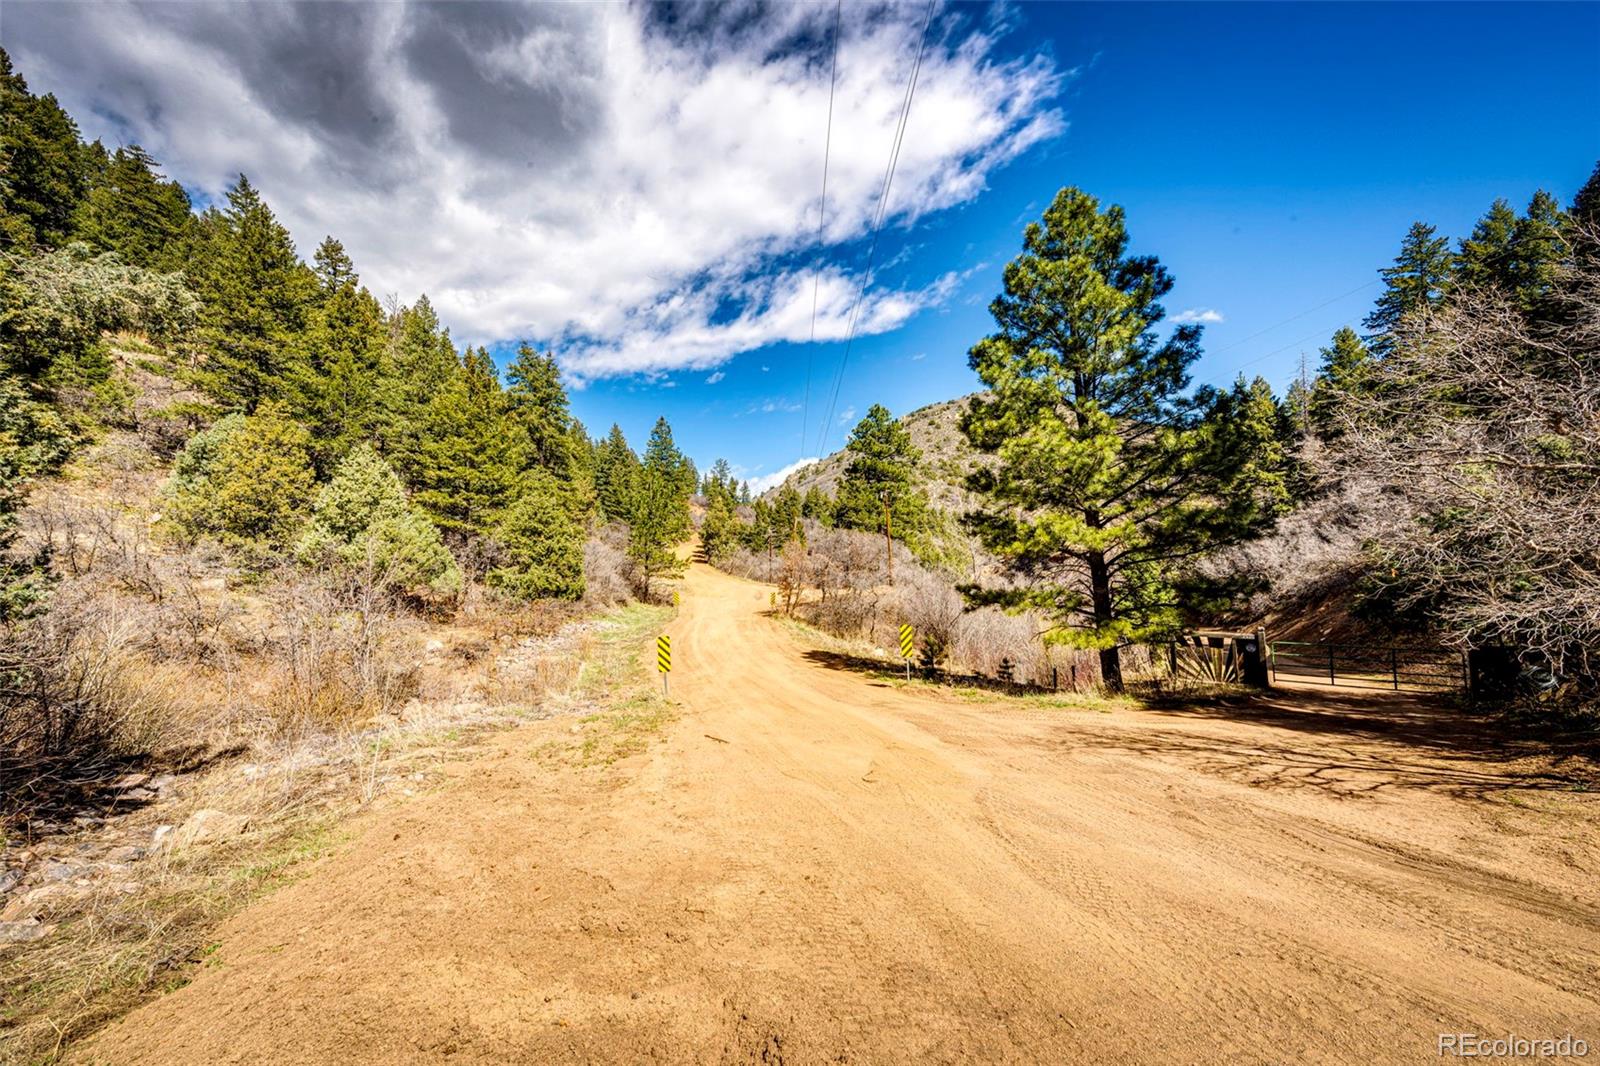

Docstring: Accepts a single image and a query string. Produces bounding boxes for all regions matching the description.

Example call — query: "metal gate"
[1268,641,1466,692]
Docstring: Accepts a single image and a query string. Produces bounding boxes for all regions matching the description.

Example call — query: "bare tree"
[1332,240,1600,693]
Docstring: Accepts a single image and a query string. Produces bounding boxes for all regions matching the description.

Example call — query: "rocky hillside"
[778,395,989,516]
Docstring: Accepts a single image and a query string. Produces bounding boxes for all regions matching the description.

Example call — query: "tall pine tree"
[1309,326,1374,438]
[292,237,387,470]
[1363,222,1454,355]
[408,346,524,539]
[593,423,640,523]
[505,343,576,478]
[963,187,1280,690]
[189,175,315,410]
[71,145,194,268]
[0,48,89,249]
[628,417,692,593]
[834,404,928,562]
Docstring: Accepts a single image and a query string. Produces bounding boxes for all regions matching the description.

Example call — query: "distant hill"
[775,395,990,517]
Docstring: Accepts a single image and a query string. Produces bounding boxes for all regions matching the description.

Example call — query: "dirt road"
[79,563,1600,1064]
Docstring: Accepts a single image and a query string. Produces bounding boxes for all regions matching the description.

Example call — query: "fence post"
[1329,646,1336,685]
[1391,647,1399,691]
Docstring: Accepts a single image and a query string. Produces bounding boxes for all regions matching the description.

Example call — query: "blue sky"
[7,1,1597,490]
[561,1,1599,486]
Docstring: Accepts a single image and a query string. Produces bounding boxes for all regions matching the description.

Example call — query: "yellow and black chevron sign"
[899,623,914,660]
[656,635,671,673]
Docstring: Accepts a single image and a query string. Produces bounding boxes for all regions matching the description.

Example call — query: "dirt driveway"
[77,563,1600,1064]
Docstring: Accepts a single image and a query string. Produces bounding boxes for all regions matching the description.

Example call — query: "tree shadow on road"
[801,646,1598,798]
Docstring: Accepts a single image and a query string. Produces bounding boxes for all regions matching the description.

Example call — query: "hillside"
[778,395,989,516]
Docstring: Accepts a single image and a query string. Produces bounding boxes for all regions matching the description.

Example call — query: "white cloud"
[5,1,1065,380]
[1172,308,1225,325]
[704,370,725,385]
[838,405,858,425]
[747,457,819,495]
[751,398,801,415]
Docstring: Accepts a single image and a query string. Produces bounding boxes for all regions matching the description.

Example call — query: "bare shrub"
[1,586,201,822]
[1330,249,1600,694]
[583,523,634,606]
[1195,464,1412,622]
[256,570,420,737]
[776,540,808,614]
[894,565,965,666]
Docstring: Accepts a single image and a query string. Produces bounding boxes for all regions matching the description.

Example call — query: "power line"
[815,0,935,456]
[1204,278,1378,360]
[798,0,842,465]
[1198,320,1356,390]
[1192,277,1380,390]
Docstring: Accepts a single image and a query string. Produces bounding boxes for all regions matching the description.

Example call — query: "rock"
[149,774,177,791]
[424,639,444,654]
[103,845,146,864]
[116,786,158,803]
[4,883,89,919]
[0,918,55,944]
[171,809,252,850]
[40,860,80,884]
[151,825,174,847]
[197,576,227,592]
[0,869,20,895]
[112,772,151,790]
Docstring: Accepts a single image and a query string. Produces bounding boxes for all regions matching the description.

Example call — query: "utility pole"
[880,490,893,585]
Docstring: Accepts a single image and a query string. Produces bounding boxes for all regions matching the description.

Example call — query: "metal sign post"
[899,623,914,681]
[657,634,672,698]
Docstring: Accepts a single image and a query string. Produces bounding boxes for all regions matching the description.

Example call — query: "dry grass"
[0,600,666,1064]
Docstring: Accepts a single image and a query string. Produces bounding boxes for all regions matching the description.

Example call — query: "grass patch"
[567,603,675,766]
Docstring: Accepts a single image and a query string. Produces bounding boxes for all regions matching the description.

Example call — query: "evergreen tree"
[408,346,524,538]
[296,444,460,599]
[962,186,1279,690]
[0,48,89,249]
[189,175,316,410]
[699,489,743,563]
[376,294,460,473]
[698,457,745,563]
[488,470,585,601]
[703,458,737,503]
[292,237,387,469]
[1508,189,1568,310]
[801,485,835,525]
[1456,199,1518,291]
[1309,326,1374,437]
[165,402,315,548]
[593,423,640,523]
[772,483,803,540]
[1198,376,1291,518]
[1363,222,1454,355]
[70,145,193,268]
[628,417,692,592]
[834,404,928,545]
[1458,192,1569,312]
[505,343,575,478]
